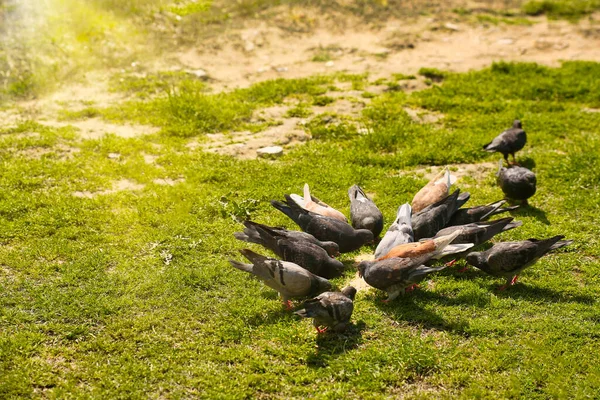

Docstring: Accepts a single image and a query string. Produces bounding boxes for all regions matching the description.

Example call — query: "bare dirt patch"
[176,14,600,91]
[43,118,159,140]
[72,179,146,199]
[401,162,498,182]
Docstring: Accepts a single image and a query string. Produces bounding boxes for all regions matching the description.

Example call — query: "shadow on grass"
[519,157,536,170]
[491,283,596,304]
[306,321,366,368]
[511,204,550,225]
[373,290,472,333]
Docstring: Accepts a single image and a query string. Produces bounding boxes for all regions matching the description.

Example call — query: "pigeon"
[289,183,348,222]
[377,230,473,261]
[234,220,340,257]
[483,119,527,165]
[358,258,446,301]
[374,203,414,259]
[229,249,332,308]
[359,231,462,300]
[465,235,573,290]
[348,185,384,238]
[496,161,537,205]
[447,199,519,226]
[234,223,344,279]
[271,195,374,253]
[295,286,357,333]
[412,189,470,241]
[411,168,457,213]
[434,217,522,247]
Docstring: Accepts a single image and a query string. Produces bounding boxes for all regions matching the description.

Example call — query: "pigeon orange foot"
[315,326,328,334]
[283,300,294,310]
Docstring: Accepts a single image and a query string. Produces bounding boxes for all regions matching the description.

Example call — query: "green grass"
[2,61,600,397]
[522,0,600,20]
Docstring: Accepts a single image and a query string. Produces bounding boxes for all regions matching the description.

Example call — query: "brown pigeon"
[289,183,348,222]
[411,168,456,213]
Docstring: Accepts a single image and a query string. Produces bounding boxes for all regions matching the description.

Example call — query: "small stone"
[275,66,288,72]
[497,38,514,45]
[257,66,270,73]
[244,41,255,52]
[325,61,334,67]
[108,153,120,159]
[444,23,460,31]
[188,69,208,79]
[257,146,283,159]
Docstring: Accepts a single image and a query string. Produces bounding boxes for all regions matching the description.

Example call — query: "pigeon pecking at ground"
[234,220,340,257]
[465,235,573,290]
[348,184,384,238]
[289,183,348,222]
[374,203,414,259]
[295,286,357,333]
[229,249,332,309]
[412,189,470,241]
[483,119,527,165]
[411,168,456,213]
[271,195,374,253]
[234,223,345,279]
[358,230,464,301]
[496,161,537,205]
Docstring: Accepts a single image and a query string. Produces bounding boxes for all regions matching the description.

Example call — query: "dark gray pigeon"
[234,220,340,257]
[447,199,519,226]
[229,249,332,308]
[374,203,413,259]
[348,185,384,238]
[412,189,470,241]
[235,223,344,279]
[295,286,356,333]
[483,119,527,165]
[465,235,573,290]
[358,257,446,301]
[496,161,537,205]
[271,195,374,253]
[434,217,522,247]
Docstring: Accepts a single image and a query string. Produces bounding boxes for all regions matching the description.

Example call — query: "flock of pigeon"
[228,120,573,334]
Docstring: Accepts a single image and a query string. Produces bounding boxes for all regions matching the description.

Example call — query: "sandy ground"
[2,12,600,158]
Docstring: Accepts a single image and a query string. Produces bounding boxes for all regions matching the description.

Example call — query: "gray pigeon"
[348,185,384,238]
[447,199,519,226]
[483,119,527,165]
[234,221,340,257]
[496,161,537,205]
[374,203,413,259]
[434,217,522,247]
[234,223,344,279]
[358,258,446,301]
[229,249,332,308]
[412,189,470,241]
[465,235,573,290]
[295,286,356,333]
[271,195,374,253]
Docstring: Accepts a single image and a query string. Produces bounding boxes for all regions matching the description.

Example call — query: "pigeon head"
[341,286,357,300]
[322,241,341,257]
[513,120,522,129]
[315,275,333,293]
[465,252,484,267]
[357,229,375,245]
[357,260,372,277]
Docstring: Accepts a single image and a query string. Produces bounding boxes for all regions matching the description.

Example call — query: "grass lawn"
[1,59,599,398]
